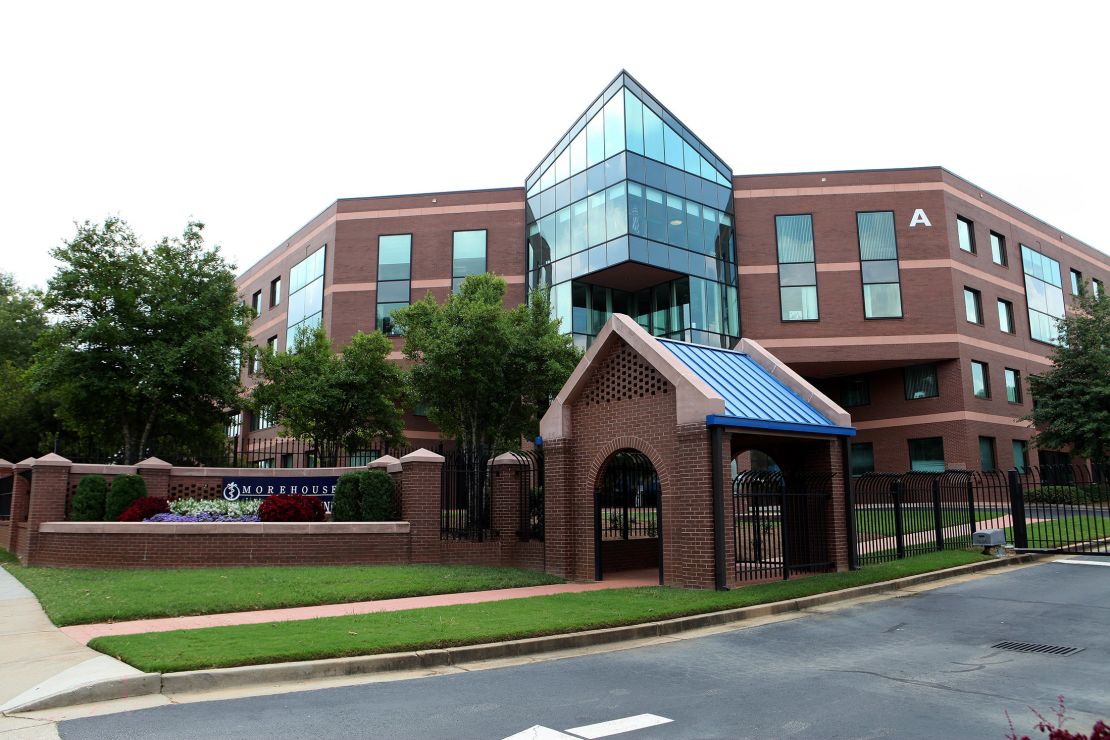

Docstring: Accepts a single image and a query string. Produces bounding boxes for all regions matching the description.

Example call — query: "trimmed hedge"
[105,475,148,521]
[1026,484,1107,504]
[331,473,364,521]
[330,470,398,521]
[70,475,108,521]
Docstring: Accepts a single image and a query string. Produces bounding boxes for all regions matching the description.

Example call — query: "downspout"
[711,425,727,590]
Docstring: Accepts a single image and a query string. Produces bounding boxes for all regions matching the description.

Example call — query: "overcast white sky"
[2,1,1107,289]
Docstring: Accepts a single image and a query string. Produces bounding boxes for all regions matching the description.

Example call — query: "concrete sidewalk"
[0,567,145,732]
[60,570,659,645]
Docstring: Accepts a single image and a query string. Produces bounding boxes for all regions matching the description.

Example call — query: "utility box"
[973,528,1006,547]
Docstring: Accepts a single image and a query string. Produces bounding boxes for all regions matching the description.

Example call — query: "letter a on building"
[909,208,931,227]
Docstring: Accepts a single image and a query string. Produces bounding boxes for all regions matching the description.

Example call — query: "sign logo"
[219,475,340,513]
[909,208,931,228]
[222,481,241,501]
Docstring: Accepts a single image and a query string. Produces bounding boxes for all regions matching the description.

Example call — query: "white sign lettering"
[909,208,931,228]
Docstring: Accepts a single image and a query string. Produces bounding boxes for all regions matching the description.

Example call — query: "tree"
[250,326,406,463]
[393,273,580,458]
[33,218,251,463]
[0,272,48,367]
[1025,285,1110,462]
[0,272,56,459]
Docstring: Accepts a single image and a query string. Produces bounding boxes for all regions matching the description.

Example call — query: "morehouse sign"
[221,476,338,513]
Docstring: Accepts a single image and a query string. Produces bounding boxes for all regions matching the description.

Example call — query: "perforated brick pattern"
[581,342,670,407]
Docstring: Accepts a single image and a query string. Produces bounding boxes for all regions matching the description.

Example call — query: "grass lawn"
[855,508,1000,537]
[0,560,563,626]
[89,550,989,673]
[1006,515,1110,548]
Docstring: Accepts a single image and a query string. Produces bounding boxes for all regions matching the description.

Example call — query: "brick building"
[234,71,1109,472]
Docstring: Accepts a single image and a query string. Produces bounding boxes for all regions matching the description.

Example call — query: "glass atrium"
[525,72,739,349]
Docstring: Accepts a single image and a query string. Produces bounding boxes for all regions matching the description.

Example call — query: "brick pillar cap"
[491,452,523,467]
[135,456,173,469]
[399,448,445,464]
[0,458,12,468]
[368,455,400,468]
[33,453,72,467]
[16,457,36,469]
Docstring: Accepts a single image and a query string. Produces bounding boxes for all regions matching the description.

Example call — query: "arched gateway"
[539,314,856,590]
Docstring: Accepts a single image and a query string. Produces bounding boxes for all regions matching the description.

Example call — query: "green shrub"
[70,475,108,521]
[105,474,148,520]
[332,472,365,521]
[360,470,398,521]
[1026,484,1107,504]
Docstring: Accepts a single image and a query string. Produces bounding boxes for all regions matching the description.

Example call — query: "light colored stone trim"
[734,338,852,427]
[70,464,138,476]
[399,448,445,464]
[135,457,172,469]
[15,457,36,469]
[853,410,1031,431]
[38,522,410,535]
[170,466,370,478]
[752,333,1053,366]
[540,313,726,441]
[368,455,399,469]
[32,453,72,467]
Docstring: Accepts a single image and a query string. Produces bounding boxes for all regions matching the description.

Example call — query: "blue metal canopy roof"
[659,340,855,437]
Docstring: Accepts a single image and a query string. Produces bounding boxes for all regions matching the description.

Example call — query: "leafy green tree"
[393,273,580,457]
[250,326,406,464]
[0,272,47,367]
[1026,284,1110,462]
[33,218,251,463]
[0,273,56,459]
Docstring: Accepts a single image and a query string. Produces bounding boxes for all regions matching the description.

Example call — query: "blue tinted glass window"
[570,129,586,176]
[287,246,327,342]
[1020,244,1064,343]
[570,201,588,253]
[452,230,486,279]
[378,235,411,280]
[624,89,644,155]
[555,209,570,260]
[857,212,901,318]
[555,148,570,183]
[603,94,624,159]
[586,113,604,167]
[605,183,627,241]
[587,192,606,247]
[663,125,683,169]
[643,106,664,161]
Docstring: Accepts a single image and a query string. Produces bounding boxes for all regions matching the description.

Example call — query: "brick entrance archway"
[592,448,663,583]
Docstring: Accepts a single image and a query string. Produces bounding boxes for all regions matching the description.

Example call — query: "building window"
[267,335,278,354]
[997,299,1015,334]
[964,287,983,324]
[841,377,870,407]
[850,443,875,476]
[1012,439,1028,472]
[1005,368,1022,403]
[452,230,487,294]
[1020,244,1065,344]
[990,231,1007,266]
[956,216,975,253]
[1070,269,1082,296]
[249,348,261,376]
[251,290,263,316]
[280,453,294,469]
[971,360,990,399]
[857,211,902,318]
[249,407,275,431]
[287,246,326,343]
[908,437,945,472]
[775,214,818,321]
[979,437,997,471]
[226,412,242,439]
[904,364,939,400]
[376,234,411,336]
[269,277,282,308]
[1095,279,1104,299]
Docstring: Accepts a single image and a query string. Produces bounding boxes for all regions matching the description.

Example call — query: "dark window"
[1070,269,1081,296]
[377,234,412,335]
[978,437,997,471]
[857,211,902,318]
[1005,368,1022,403]
[1095,279,1104,299]
[269,277,281,308]
[1012,440,1028,472]
[248,347,261,376]
[908,437,945,472]
[775,215,818,321]
[956,216,975,253]
[841,377,870,407]
[904,364,939,400]
[998,299,1015,334]
[964,287,983,324]
[990,231,1007,266]
[850,443,875,476]
[280,453,294,469]
[971,360,990,399]
[251,290,263,315]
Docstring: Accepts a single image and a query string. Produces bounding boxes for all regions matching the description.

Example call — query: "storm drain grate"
[991,641,1084,656]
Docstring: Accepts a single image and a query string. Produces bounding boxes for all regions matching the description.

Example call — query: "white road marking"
[565,713,674,739]
[502,726,579,739]
[1057,558,1110,567]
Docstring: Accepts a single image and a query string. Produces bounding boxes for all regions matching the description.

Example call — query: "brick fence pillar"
[398,448,444,564]
[8,457,34,557]
[670,423,716,589]
[490,453,523,541]
[0,459,13,552]
[804,440,850,573]
[24,453,72,565]
[136,456,173,499]
[541,438,575,580]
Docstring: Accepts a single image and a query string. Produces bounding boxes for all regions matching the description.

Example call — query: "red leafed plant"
[1006,696,1109,740]
[259,494,326,523]
[117,496,170,522]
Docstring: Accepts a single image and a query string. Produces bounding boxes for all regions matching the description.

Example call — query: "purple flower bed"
[144,513,261,523]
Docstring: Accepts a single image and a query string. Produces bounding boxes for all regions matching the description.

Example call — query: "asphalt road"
[59,557,1110,740]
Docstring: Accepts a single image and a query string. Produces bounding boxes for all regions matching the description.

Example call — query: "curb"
[4,554,1039,713]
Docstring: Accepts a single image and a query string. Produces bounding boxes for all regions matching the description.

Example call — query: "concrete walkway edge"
[2,554,1039,715]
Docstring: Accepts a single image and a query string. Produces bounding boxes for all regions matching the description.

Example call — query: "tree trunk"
[137,406,158,464]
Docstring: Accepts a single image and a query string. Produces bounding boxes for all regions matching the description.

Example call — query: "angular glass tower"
[525,71,739,349]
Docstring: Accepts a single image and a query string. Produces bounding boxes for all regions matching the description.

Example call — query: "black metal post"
[892,479,906,560]
[780,480,791,580]
[841,437,859,571]
[593,488,603,581]
[1008,469,1028,549]
[932,477,945,552]
[711,426,727,591]
[966,478,976,539]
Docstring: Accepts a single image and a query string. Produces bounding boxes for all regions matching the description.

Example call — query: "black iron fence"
[502,450,544,542]
[441,448,544,543]
[733,470,836,581]
[852,464,1109,566]
[595,450,660,541]
[0,474,12,520]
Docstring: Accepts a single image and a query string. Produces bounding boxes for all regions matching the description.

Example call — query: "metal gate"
[733,470,835,581]
[594,449,662,580]
[1012,464,1110,555]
